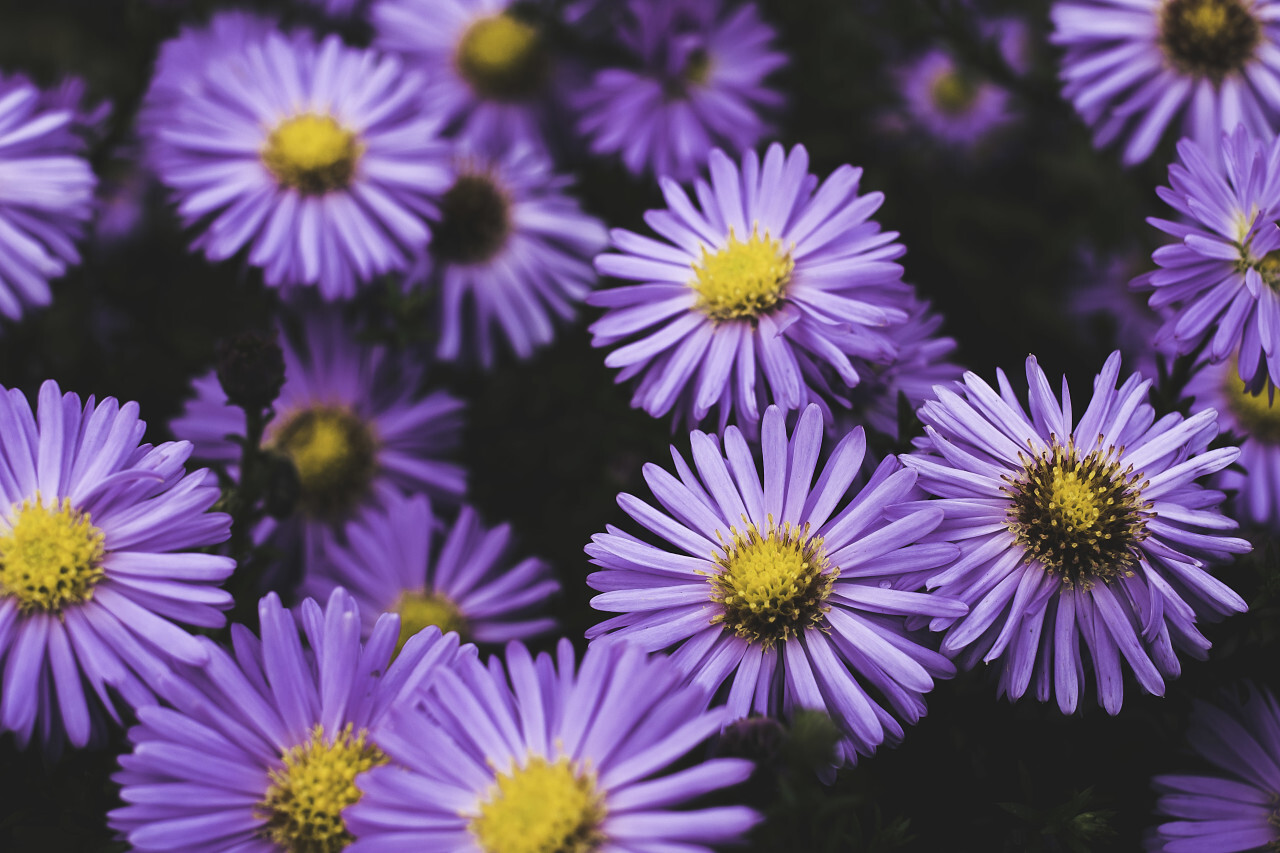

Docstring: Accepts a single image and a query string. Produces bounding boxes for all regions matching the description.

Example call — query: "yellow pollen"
[0,495,106,615]
[268,406,377,520]
[682,48,713,87]
[1158,0,1261,80]
[1223,366,1280,442]
[929,69,979,115]
[394,590,468,651]
[690,227,795,322]
[706,517,835,649]
[456,14,547,100]
[262,114,361,195]
[469,755,606,853]
[258,724,386,853]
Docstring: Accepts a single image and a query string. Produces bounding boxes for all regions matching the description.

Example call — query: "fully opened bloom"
[0,380,234,748]
[1138,126,1280,390]
[574,0,786,182]
[345,638,760,852]
[0,73,97,322]
[590,143,912,431]
[109,588,467,851]
[1149,685,1280,852]
[144,31,450,299]
[586,404,963,765]
[301,492,559,647]
[1051,0,1280,166]
[405,143,607,366]
[901,352,1251,715]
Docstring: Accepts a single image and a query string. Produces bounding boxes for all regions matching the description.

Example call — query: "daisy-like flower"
[901,351,1251,715]
[143,30,450,300]
[1066,247,1171,378]
[405,142,607,366]
[573,0,786,182]
[0,73,97,322]
[897,48,1014,149]
[589,143,913,431]
[345,637,760,852]
[1137,126,1280,391]
[371,0,557,149]
[1051,0,1280,166]
[1149,684,1280,852]
[0,380,234,748]
[586,404,963,765]
[109,587,468,851]
[1187,357,1280,526]
[301,492,558,648]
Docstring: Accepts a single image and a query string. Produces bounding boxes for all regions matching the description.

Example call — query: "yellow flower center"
[456,14,548,100]
[1223,367,1280,441]
[470,755,606,853]
[262,114,362,195]
[690,227,795,322]
[394,590,468,651]
[0,496,106,615]
[268,406,377,520]
[258,724,386,853]
[682,47,713,87]
[929,68,980,116]
[706,518,836,648]
[1159,0,1260,81]
[433,172,512,265]
[1005,441,1151,587]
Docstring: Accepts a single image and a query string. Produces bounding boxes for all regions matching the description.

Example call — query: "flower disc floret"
[270,406,378,519]
[1224,370,1280,441]
[929,70,980,116]
[433,171,513,264]
[470,756,606,853]
[262,114,362,195]
[0,497,105,614]
[690,227,794,322]
[1159,0,1261,80]
[394,589,467,649]
[456,14,546,100]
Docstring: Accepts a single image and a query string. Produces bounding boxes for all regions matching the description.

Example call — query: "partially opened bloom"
[1138,126,1280,390]
[590,143,912,431]
[901,352,1251,715]
[345,638,760,852]
[406,142,607,366]
[1051,0,1280,166]
[0,380,234,748]
[0,73,97,322]
[144,31,450,299]
[109,588,467,851]
[301,492,558,647]
[574,0,786,182]
[1149,685,1280,852]
[586,404,962,765]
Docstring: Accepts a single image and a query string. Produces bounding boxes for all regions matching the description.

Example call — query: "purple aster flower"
[404,142,607,366]
[573,0,786,182]
[0,73,97,322]
[586,404,963,765]
[143,30,450,300]
[1187,356,1280,526]
[345,637,760,852]
[1066,247,1172,378]
[371,0,558,149]
[901,351,1251,715]
[1137,126,1280,391]
[589,143,913,432]
[300,491,559,647]
[109,587,468,851]
[1149,684,1280,852]
[0,380,234,748]
[1051,0,1280,166]
[897,48,1014,149]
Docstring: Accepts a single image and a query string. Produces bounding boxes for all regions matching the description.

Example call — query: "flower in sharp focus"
[900,351,1251,715]
[1051,0,1280,166]
[405,142,607,367]
[1149,684,1280,852]
[301,492,559,648]
[109,588,468,852]
[573,0,786,182]
[0,380,234,748]
[142,29,450,299]
[1137,126,1280,391]
[589,143,913,432]
[0,73,97,322]
[586,404,963,765]
[345,638,760,853]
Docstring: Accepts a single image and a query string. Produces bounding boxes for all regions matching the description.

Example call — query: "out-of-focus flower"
[1065,247,1171,378]
[590,143,912,431]
[346,637,760,852]
[0,380,234,748]
[901,352,1251,714]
